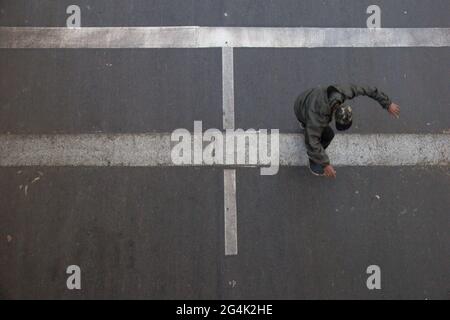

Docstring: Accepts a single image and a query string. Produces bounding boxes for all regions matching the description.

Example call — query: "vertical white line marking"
[222,47,238,255]
[222,47,235,130]
[224,169,238,256]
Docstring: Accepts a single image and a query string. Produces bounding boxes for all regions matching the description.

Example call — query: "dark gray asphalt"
[0,49,222,134]
[0,1,449,300]
[2,47,449,134]
[234,167,450,299]
[1,167,449,299]
[235,48,450,134]
[0,168,224,299]
[1,0,450,28]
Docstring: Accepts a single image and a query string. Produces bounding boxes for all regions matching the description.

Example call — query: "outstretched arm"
[333,84,390,108]
[332,83,400,118]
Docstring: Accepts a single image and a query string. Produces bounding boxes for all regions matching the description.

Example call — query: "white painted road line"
[0,133,448,167]
[224,169,238,256]
[222,47,235,130]
[1,27,449,48]
[222,47,237,255]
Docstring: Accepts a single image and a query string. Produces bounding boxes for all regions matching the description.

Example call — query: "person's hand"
[324,165,336,178]
[388,103,400,118]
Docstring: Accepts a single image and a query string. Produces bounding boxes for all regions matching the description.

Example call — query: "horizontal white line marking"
[1,27,449,48]
[0,133,448,167]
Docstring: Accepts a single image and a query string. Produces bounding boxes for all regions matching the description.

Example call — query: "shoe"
[309,159,324,176]
[300,122,305,130]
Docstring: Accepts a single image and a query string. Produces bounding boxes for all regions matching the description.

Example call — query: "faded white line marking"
[1,27,449,48]
[222,47,235,130]
[0,133,448,167]
[222,47,238,255]
[224,169,238,256]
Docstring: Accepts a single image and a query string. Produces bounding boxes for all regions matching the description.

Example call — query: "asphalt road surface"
[0,0,449,299]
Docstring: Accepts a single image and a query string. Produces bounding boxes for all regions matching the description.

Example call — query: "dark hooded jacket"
[294,84,392,166]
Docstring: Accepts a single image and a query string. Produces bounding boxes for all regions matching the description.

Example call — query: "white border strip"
[0,133,448,167]
[1,27,449,48]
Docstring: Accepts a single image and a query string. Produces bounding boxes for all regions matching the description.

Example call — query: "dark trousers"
[320,126,335,150]
[300,122,335,150]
